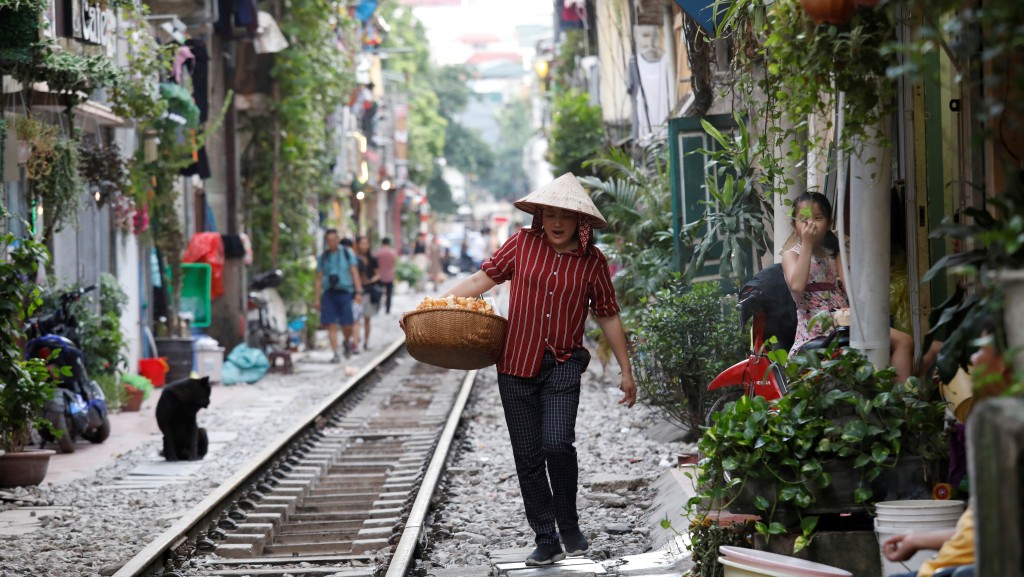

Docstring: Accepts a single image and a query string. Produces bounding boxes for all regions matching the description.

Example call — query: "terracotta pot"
[0,449,56,488]
[122,385,144,412]
[800,0,855,24]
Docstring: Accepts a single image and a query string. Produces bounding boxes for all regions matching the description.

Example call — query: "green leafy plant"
[690,345,948,551]
[923,169,1024,382]
[683,114,774,284]
[0,227,58,453]
[41,273,128,377]
[548,90,604,177]
[685,515,756,577]
[93,372,124,412]
[241,0,354,311]
[395,259,423,287]
[580,140,676,316]
[32,48,122,106]
[630,280,747,437]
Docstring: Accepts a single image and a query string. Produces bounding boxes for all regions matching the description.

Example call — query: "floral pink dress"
[787,244,849,355]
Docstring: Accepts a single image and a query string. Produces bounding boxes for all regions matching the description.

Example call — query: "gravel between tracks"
[417,366,693,572]
[0,314,692,577]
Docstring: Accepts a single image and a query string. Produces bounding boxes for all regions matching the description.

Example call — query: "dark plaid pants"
[498,349,589,546]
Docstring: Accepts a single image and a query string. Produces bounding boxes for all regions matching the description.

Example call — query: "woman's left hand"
[618,373,637,408]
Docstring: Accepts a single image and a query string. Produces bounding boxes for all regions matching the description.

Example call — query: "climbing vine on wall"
[241,0,355,308]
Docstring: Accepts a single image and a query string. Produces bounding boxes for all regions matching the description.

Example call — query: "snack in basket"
[414,295,495,315]
[403,295,507,371]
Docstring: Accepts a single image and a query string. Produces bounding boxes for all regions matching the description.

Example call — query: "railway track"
[113,338,475,577]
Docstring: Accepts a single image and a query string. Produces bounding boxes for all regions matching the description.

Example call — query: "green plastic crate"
[167,263,212,328]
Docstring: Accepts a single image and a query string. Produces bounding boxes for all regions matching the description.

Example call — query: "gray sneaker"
[561,527,588,556]
[525,543,565,566]
[343,341,352,359]
[330,352,341,364]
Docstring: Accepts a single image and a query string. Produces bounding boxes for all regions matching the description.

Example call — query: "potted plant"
[688,343,948,554]
[0,229,60,488]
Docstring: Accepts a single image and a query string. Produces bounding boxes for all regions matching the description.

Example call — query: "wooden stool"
[268,350,293,374]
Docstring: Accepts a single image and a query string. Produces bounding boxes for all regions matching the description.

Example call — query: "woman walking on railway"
[434,173,638,566]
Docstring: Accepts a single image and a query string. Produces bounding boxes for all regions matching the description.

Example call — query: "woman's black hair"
[793,192,840,256]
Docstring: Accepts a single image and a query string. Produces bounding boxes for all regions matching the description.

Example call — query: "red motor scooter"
[705,264,849,423]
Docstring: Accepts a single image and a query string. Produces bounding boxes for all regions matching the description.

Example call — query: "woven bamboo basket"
[402,308,507,370]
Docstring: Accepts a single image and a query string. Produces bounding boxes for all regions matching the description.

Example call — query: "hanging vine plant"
[15,116,82,242]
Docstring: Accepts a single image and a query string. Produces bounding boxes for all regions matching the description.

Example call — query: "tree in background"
[432,65,495,197]
[427,166,458,215]
[481,97,532,200]
[380,4,446,185]
[548,90,603,177]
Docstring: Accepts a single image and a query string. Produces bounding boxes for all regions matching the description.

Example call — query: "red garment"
[482,228,620,378]
[375,246,397,283]
[183,232,225,299]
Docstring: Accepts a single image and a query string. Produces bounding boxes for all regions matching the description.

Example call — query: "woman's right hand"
[799,219,824,246]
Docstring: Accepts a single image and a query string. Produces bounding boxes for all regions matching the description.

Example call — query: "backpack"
[320,247,354,292]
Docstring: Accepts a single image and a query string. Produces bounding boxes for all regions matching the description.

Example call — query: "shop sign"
[69,0,113,47]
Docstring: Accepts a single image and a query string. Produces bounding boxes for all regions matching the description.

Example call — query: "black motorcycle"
[24,285,111,453]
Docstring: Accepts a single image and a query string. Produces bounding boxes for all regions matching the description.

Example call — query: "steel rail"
[113,337,407,577]
[385,369,477,577]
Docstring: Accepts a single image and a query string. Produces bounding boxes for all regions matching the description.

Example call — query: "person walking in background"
[314,229,362,362]
[375,237,397,314]
[413,174,638,567]
[413,232,428,291]
[427,234,444,290]
[341,237,363,354]
[355,235,381,351]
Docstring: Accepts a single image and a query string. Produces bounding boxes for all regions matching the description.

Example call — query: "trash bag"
[221,343,270,385]
[184,232,225,299]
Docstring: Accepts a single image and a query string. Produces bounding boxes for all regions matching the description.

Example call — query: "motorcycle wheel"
[81,407,111,443]
[50,413,76,454]
[702,388,745,429]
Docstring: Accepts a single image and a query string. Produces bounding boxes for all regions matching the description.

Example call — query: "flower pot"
[728,458,886,526]
[0,449,56,488]
[799,0,855,24]
[122,385,144,412]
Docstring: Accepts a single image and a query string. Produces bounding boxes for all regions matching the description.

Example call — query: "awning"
[673,0,729,36]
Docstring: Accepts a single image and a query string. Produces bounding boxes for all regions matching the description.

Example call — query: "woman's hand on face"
[800,219,824,246]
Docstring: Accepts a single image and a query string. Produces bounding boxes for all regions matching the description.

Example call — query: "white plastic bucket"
[195,347,224,383]
[874,519,959,576]
[875,514,962,528]
[874,500,965,518]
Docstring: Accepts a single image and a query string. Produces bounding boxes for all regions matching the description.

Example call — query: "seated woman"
[781,192,936,382]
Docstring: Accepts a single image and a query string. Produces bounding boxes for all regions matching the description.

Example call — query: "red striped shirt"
[482,228,620,377]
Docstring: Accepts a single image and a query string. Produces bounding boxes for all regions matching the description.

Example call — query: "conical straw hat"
[513,173,607,228]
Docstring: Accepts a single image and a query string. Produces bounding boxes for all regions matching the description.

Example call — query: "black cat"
[156,376,211,461]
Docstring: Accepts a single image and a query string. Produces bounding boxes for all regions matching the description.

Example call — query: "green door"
[668,114,738,281]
